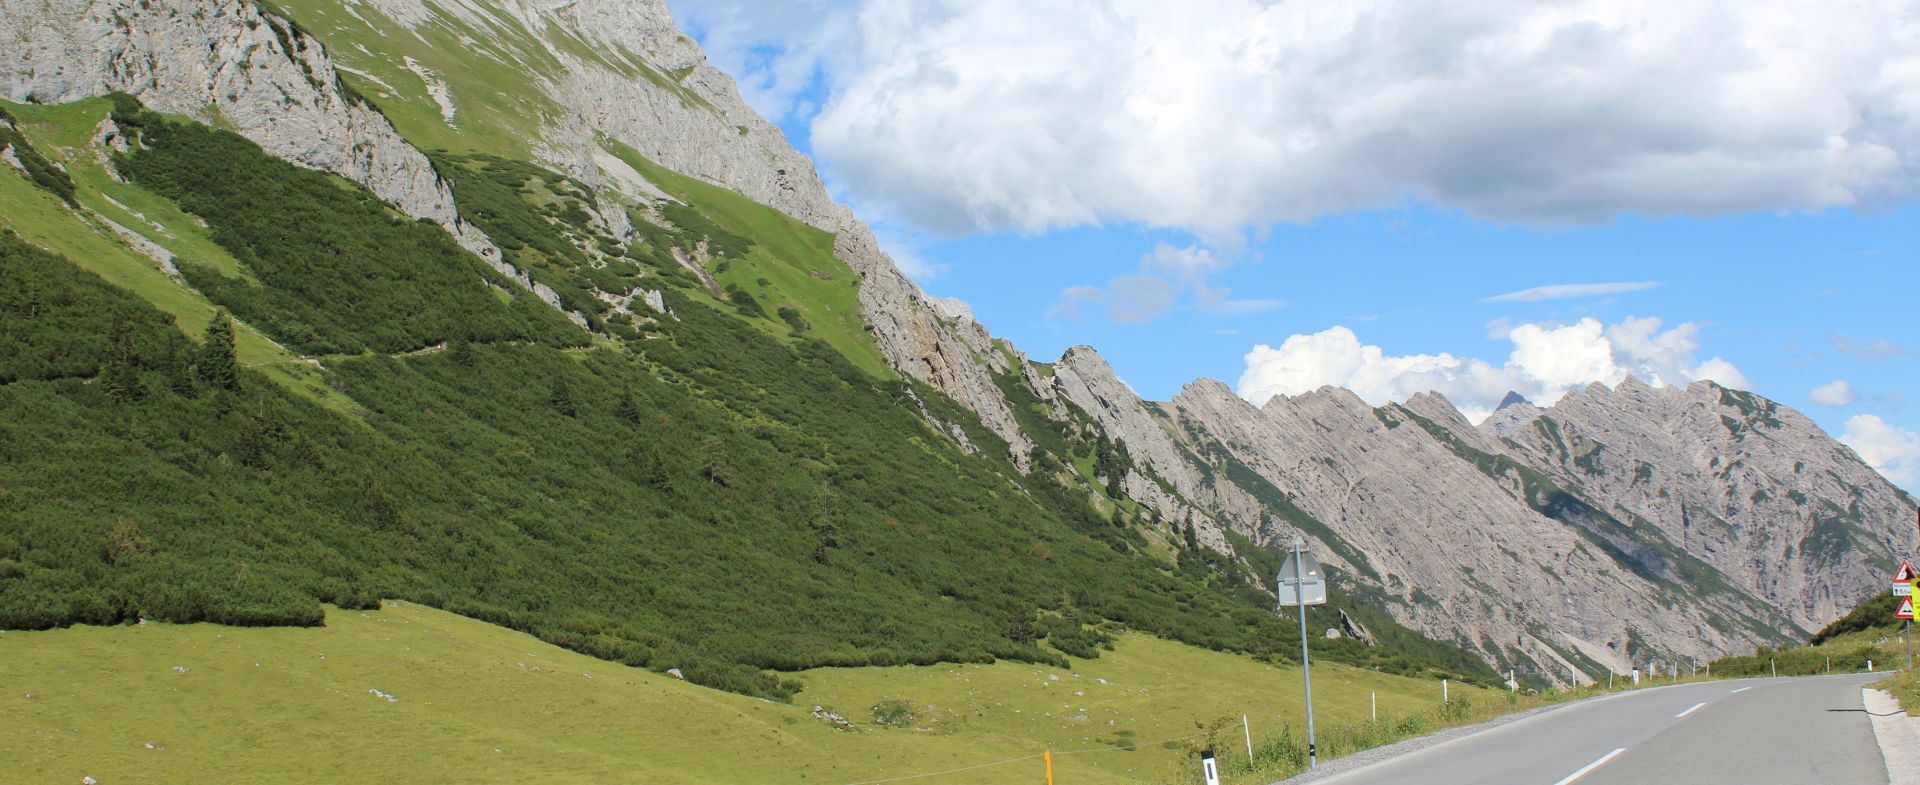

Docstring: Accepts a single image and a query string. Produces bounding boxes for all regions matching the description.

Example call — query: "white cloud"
[1832,332,1913,359]
[695,0,1920,235]
[1483,281,1660,303]
[1810,380,1862,407]
[1049,243,1282,323]
[1842,414,1920,489]
[1236,316,1747,422]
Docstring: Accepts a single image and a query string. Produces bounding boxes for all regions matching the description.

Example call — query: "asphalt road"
[1291,672,1890,785]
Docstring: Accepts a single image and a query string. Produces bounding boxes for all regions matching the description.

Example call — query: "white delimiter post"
[1242,714,1254,762]
[1443,678,1449,704]
[1371,690,1377,722]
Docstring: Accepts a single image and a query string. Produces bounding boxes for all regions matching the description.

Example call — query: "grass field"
[1,603,1508,785]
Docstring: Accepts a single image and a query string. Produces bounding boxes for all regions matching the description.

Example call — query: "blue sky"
[665,0,1920,488]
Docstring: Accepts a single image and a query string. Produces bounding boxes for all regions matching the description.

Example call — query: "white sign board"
[1277,549,1327,606]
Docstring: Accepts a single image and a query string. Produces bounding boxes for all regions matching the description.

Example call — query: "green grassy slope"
[0,602,1504,785]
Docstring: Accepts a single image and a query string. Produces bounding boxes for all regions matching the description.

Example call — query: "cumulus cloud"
[1810,380,1862,407]
[1483,282,1660,303]
[1049,243,1283,323]
[1842,414,1920,489]
[1237,316,1746,422]
[677,0,1920,235]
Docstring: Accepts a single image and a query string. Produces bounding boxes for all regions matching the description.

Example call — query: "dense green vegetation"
[110,99,582,355]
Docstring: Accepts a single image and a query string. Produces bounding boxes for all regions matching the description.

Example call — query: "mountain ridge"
[0,0,1912,691]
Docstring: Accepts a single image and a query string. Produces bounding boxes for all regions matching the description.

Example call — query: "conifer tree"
[166,340,196,398]
[550,373,575,417]
[196,309,238,391]
[615,383,641,424]
[448,337,476,367]
[101,320,144,403]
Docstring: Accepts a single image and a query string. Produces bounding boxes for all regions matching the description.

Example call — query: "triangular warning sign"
[1896,561,1919,582]
[1899,598,1914,620]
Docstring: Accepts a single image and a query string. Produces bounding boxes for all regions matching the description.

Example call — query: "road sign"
[1899,598,1914,620]
[1897,581,1911,597]
[1276,548,1327,606]
[1897,561,1919,582]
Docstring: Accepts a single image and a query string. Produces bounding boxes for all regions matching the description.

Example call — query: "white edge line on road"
[1674,702,1706,718]
[1551,748,1627,785]
[1730,686,1753,693]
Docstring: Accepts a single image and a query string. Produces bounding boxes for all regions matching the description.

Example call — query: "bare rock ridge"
[1480,377,1918,631]
[1,0,468,240]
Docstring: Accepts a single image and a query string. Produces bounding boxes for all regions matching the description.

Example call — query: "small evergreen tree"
[166,340,196,398]
[810,487,841,564]
[101,320,144,403]
[448,337,476,367]
[196,310,239,391]
[615,383,641,424]
[701,437,731,487]
[550,373,575,417]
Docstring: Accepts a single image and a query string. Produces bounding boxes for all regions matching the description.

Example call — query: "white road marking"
[1675,702,1707,718]
[1551,748,1627,785]
[1730,686,1753,694]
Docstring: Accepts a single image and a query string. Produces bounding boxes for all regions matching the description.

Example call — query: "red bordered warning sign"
[1898,561,1920,582]
[1899,598,1914,620]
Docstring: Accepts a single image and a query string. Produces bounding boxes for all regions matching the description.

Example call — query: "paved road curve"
[1291,672,1888,785]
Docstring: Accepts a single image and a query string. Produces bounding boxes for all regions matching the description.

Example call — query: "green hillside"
[0,94,1497,708]
[0,602,1506,785]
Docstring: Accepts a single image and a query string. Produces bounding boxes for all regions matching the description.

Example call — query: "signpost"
[1278,537,1327,771]
[1895,561,1918,670]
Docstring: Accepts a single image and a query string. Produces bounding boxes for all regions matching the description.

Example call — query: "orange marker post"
[1045,749,1054,785]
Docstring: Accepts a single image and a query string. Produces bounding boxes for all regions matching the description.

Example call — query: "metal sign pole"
[1295,538,1317,771]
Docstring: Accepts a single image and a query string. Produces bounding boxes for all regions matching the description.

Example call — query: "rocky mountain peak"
[1496,390,1532,411]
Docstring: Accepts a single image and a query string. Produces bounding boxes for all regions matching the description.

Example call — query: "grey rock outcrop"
[1480,377,1918,630]
[0,0,490,253]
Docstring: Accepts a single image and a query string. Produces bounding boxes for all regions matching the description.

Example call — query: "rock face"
[1052,345,1915,680]
[0,0,482,249]
[1481,378,1918,631]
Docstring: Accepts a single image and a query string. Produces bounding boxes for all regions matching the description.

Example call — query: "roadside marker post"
[1443,678,1449,704]
[1242,714,1254,762]
[1045,749,1053,785]
[1276,538,1326,771]
[1201,749,1221,785]
[1371,691,1377,722]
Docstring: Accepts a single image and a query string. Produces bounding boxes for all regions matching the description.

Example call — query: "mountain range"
[1,0,1913,689]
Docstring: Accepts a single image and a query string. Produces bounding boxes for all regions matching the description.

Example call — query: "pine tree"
[701,437,732,487]
[615,383,641,424]
[1182,522,1200,552]
[550,373,575,417]
[810,487,841,564]
[196,310,238,391]
[166,340,196,398]
[448,337,476,367]
[101,320,144,403]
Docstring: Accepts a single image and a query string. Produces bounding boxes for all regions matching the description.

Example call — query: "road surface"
[1287,672,1890,785]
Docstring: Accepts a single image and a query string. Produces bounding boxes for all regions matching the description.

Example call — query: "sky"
[662,0,1920,490]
